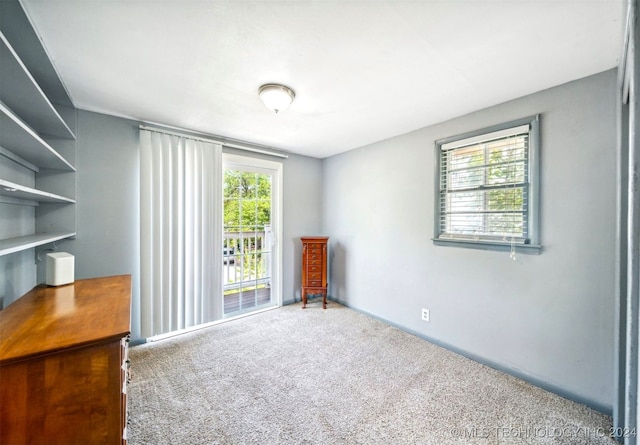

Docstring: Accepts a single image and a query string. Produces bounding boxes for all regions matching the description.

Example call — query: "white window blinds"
[438,124,531,243]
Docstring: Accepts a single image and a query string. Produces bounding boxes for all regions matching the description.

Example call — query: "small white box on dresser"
[46,252,75,286]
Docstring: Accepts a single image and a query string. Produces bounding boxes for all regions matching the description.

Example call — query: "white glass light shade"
[258,84,295,113]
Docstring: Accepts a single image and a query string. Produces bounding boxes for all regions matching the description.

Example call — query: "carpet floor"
[127,301,617,445]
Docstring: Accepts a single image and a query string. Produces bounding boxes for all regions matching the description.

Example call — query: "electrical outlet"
[421,308,430,322]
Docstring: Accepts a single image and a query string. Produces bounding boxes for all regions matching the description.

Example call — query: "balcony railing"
[223,227,272,314]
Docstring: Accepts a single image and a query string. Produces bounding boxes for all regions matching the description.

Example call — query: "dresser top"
[0,275,132,364]
[301,236,329,241]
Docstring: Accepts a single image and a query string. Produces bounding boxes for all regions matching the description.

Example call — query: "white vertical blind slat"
[184,139,195,328]
[139,130,153,337]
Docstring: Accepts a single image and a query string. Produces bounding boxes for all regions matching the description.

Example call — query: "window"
[434,115,541,253]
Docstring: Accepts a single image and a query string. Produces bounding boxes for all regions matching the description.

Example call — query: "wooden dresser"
[0,275,132,445]
[301,236,329,309]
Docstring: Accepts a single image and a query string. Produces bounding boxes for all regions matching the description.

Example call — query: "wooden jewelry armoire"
[300,236,329,309]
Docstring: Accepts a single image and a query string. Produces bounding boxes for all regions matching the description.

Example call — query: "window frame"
[433,115,541,254]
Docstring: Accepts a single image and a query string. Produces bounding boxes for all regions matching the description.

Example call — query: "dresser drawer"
[308,280,323,287]
[307,265,322,273]
[307,272,322,281]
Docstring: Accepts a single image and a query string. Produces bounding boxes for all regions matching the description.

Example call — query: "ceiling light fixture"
[258,84,295,114]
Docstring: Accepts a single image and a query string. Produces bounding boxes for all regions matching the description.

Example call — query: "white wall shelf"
[0,32,75,140]
[0,102,75,171]
[0,233,76,257]
[0,179,75,204]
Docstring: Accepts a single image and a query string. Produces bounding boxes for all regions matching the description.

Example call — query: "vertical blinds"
[439,124,530,243]
[140,129,223,338]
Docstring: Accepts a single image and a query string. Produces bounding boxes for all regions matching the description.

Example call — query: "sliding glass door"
[222,154,282,317]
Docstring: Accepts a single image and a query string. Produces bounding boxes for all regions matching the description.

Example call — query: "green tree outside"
[223,170,272,290]
[224,170,271,231]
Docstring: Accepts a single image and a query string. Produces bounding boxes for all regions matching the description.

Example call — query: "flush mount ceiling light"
[258,84,295,114]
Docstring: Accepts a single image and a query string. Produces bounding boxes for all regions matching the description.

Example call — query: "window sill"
[432,238,542,255]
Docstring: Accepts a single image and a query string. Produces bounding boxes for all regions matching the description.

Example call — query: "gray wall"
[60,110,322,340]
[0,249,35,309]
[58,110,142,336]
[322,69,617,413]
[281,153,324,304]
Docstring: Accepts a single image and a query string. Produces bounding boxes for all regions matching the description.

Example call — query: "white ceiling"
[21,0,625,159]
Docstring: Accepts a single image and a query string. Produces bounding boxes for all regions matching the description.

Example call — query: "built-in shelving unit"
[0,9,77,262]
